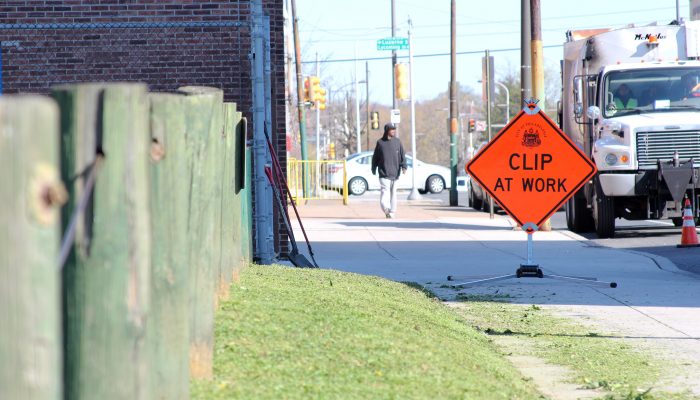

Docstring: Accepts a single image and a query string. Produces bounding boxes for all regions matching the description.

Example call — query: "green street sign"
[377,37,408,51]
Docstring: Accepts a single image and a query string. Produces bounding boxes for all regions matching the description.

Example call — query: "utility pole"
[407,17,421,200]
[366,61,371,152]
[291,0,309,197]
[531,0,544,111]
[315,52,320,162]
[448,0,458,206]
[355,42,361,153]
[531,0,551,231]
[391,0,399,137]
[521,0,532,104]
[485,49,494,219]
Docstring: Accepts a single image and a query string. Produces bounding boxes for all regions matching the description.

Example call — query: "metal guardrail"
[287,158,348,205]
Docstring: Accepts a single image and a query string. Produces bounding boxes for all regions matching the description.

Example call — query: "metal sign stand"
[448,223,617,288]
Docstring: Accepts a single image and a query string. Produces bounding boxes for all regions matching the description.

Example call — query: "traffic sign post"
[450,99,617,288]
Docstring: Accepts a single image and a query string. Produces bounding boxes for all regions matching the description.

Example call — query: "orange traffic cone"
[677,198,700,248]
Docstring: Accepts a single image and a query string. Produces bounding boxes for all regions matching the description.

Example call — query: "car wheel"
[348,177,368,196]
[471,188,483,210]
[672,217,683,227]
[418,189,427,195]
[592,177,615,238]
[426,175,445,194]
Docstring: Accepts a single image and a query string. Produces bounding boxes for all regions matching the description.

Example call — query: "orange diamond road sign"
[466,101,597,228]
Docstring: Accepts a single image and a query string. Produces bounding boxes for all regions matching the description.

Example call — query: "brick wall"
[0,0,289,258]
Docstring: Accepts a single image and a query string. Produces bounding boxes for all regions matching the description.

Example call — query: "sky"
[294,0,692,107]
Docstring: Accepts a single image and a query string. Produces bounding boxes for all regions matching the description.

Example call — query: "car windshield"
[603,67,700,118]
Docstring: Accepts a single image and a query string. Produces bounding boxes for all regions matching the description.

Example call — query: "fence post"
[0,95,64,400]
[148,93,190,399]
[220,103,238,294]
[178,86,224,379]
[244,142,254,261]
[53,83,152,400]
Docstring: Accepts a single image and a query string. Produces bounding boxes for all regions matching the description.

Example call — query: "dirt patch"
[445,301,604,400]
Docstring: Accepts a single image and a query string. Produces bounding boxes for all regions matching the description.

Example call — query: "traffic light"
[468,118,476,133]
[329,142,336,159]
[370,111,379,130]
[303,77,311,103]
[308,76,320,106]
[394,63,409,101]
[315,86,327,110]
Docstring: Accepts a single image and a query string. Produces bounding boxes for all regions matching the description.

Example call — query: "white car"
[326,151,452,196]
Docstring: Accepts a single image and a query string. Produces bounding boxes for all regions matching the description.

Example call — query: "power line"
[300,44,563,64]
[299,5,683,36]
[303,20,659,44]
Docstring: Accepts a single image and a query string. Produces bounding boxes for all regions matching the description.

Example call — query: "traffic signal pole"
[407,18,421,201]
[391,0,399,137]
[366,61,371,152]
[291,0,309,198]
[448,0,458,206]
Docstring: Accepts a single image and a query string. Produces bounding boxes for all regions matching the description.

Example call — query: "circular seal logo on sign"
[516,122,547,148]
[521,128,541,147]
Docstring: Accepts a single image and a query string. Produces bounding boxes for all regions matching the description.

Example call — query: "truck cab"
[562,22,700,237]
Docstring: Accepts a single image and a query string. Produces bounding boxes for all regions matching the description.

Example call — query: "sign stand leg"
[447,223,617,289]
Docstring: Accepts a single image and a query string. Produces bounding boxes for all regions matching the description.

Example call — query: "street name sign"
[466,100,597,228]
[377,37,409,50]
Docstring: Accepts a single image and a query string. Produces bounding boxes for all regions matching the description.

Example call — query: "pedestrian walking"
[371,123,406,218]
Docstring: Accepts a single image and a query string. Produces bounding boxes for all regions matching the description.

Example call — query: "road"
[353,188,700,276]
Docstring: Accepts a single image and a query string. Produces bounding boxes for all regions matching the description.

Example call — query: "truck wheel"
[471,188,483,210]
[593,178,615,238]
[565,191,593,233]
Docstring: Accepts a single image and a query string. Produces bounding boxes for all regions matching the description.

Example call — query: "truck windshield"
[603,67,700,118]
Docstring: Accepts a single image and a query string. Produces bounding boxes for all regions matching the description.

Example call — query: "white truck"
[560,21,700,237]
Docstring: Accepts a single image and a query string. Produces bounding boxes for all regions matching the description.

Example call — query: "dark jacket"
[371,136,406,180]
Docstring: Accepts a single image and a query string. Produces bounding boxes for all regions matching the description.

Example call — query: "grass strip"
[191,265,543,399]
[450,294,696,400]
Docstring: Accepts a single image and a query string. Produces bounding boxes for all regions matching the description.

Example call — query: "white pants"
[379,177,398,215]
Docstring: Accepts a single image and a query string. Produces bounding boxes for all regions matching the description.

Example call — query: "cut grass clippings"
[450,296,697,400]
[191,264,543,399]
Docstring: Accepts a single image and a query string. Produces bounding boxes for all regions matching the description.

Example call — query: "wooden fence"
[0,83,253,400]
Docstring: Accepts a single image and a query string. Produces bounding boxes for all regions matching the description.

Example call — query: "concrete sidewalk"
[291,198,700,394]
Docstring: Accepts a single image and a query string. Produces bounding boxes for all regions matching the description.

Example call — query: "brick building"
[0,0,288,258]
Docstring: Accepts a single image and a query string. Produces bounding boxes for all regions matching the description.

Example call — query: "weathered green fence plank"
[219,103,237,298]
[148,93,190,399]
[241,123,253,263]
[0,96,63,400]
[54,83,152,400]
[178,86,223,379]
